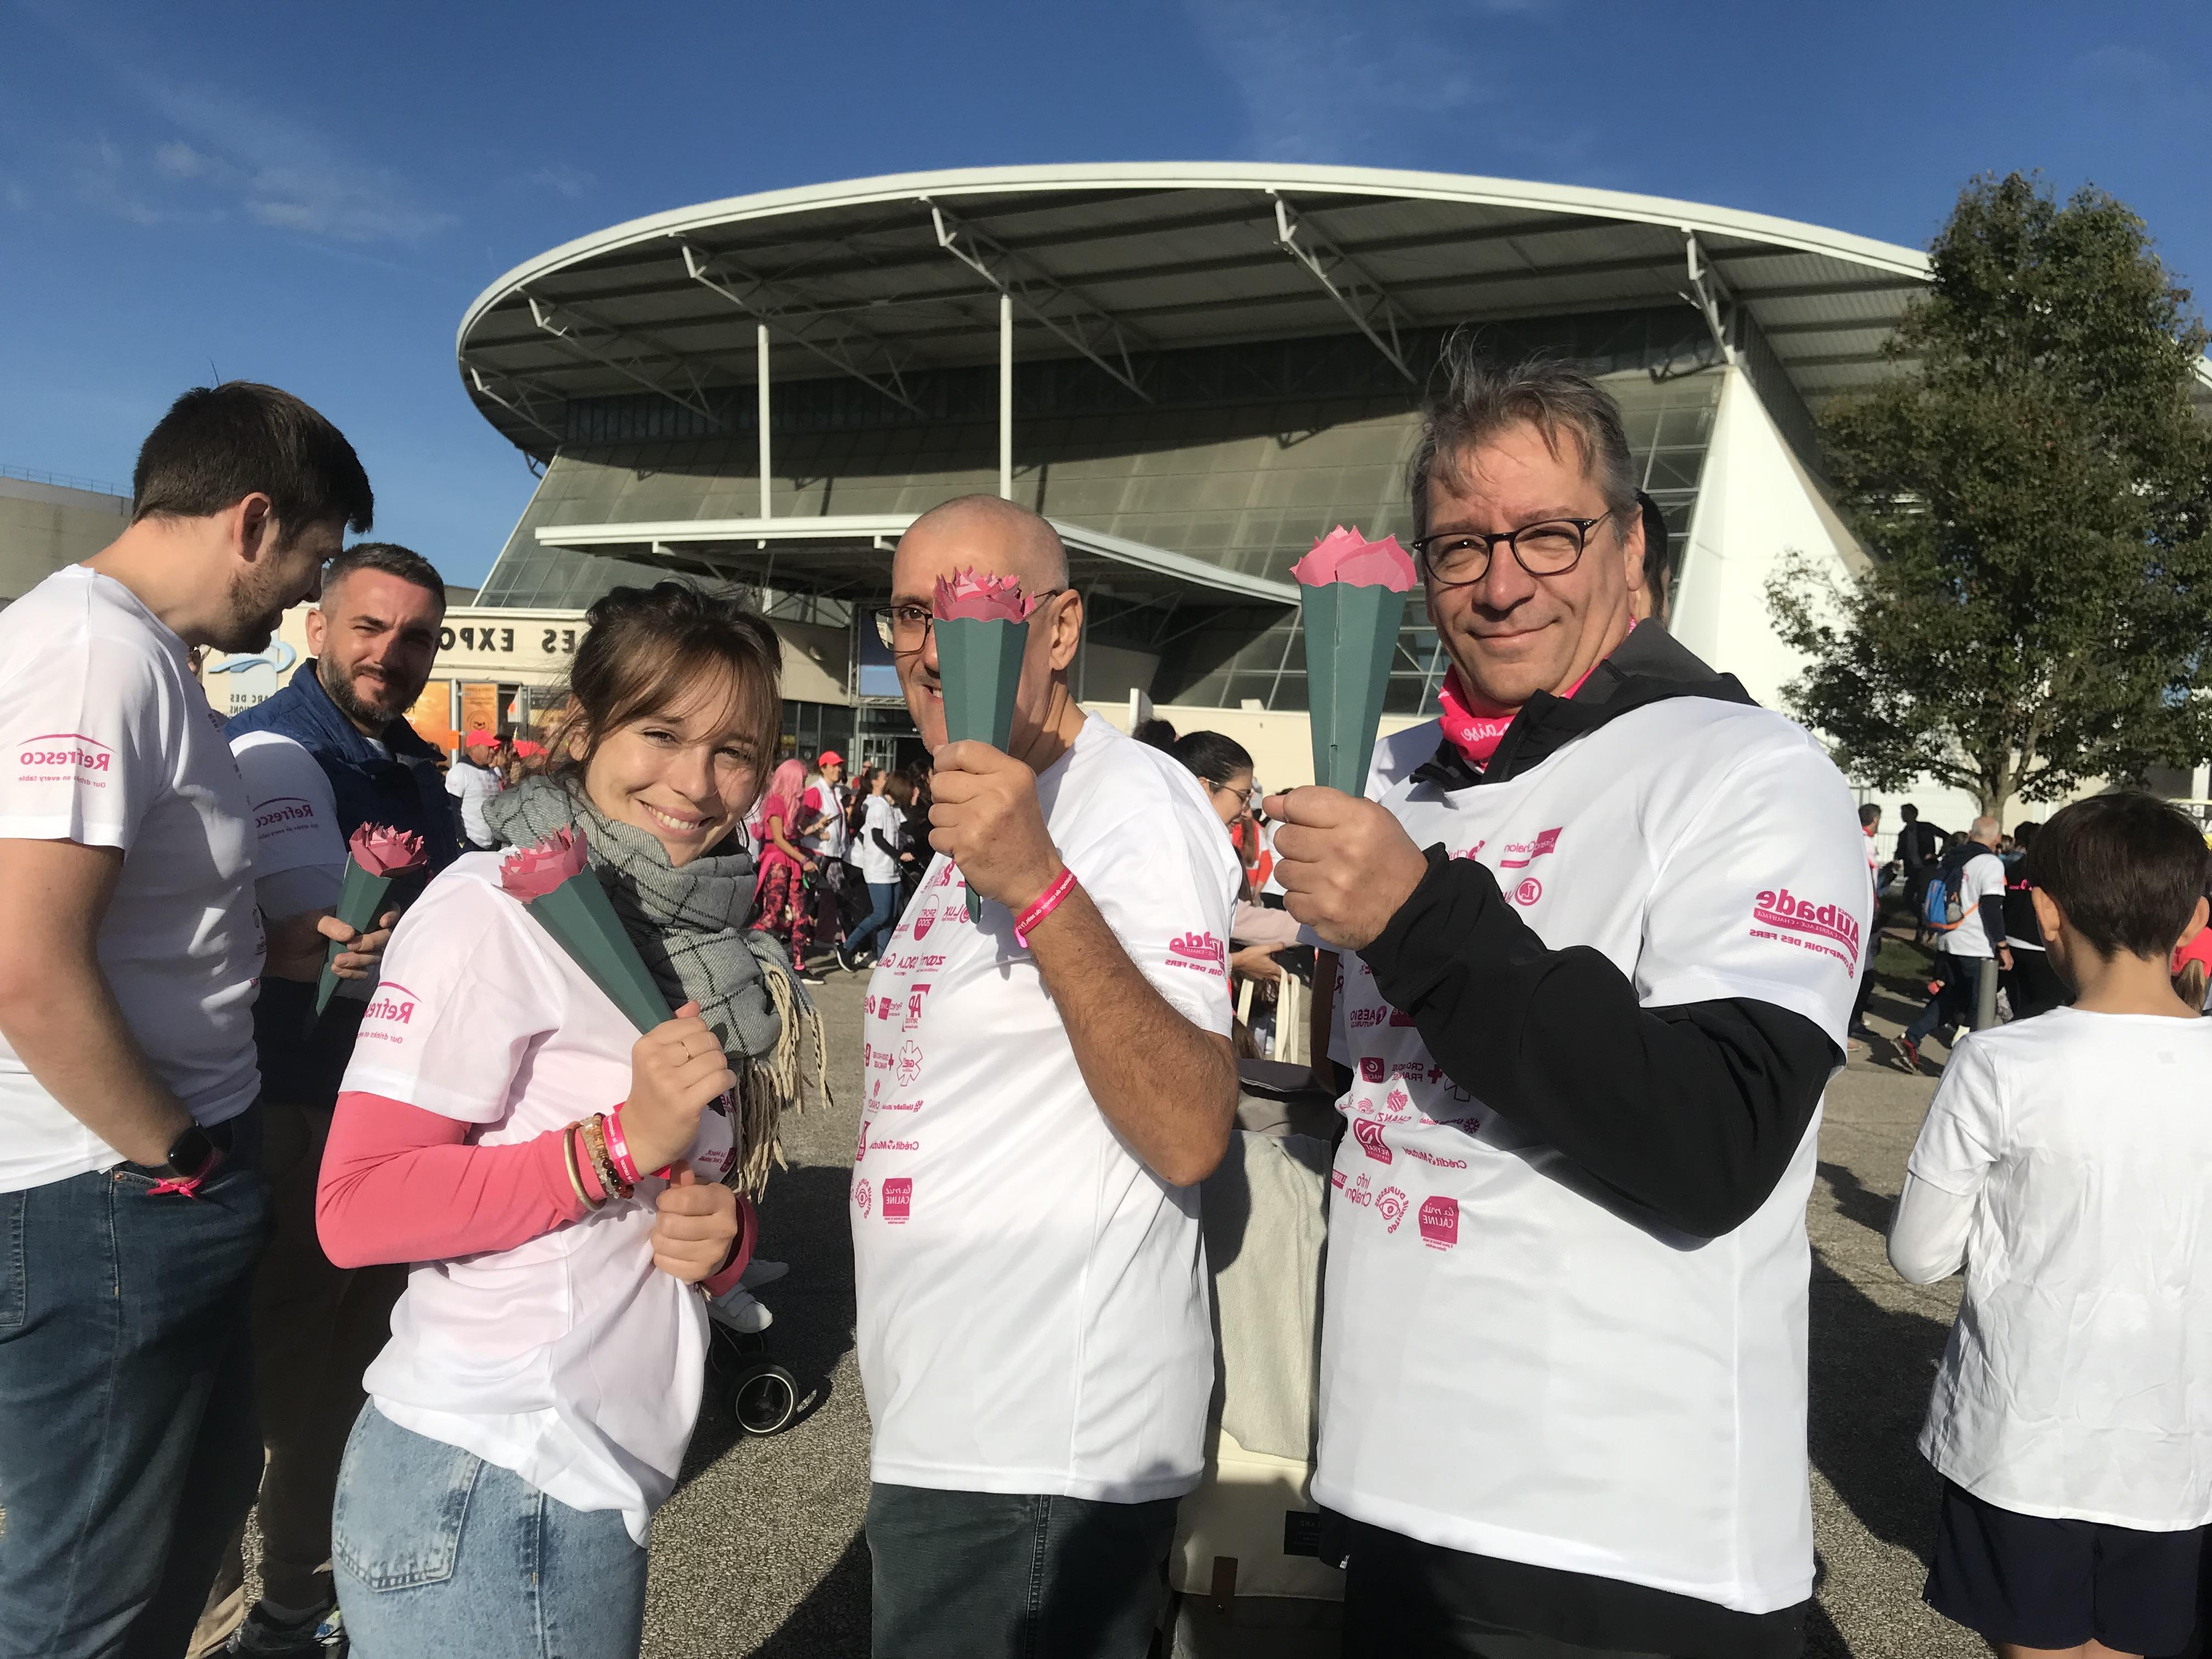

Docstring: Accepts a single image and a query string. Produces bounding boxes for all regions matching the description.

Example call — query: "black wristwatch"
[159,1124,220,1181]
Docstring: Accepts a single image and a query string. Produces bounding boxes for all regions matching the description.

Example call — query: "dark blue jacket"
[228,661,460,1103]
[227,659,460,872]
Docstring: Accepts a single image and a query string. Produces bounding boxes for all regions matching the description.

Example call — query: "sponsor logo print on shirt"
[1510,877,1543,907]
[912,902,939,941]
[904,985,930,1031]
[1419,1196,1459,1250]
[1166,930,1227,976]
[1497,827,1561,870]
[882,1176,912,1224]
[357,980,421,1040]
[1358,1056,1386,1083]
[896,1041,922,1087]
[1384,1079,1413,1118]
[253,796,321,835]
[854,1177,873,1216]
[1375,1186,1409,1233]
[15,732,114,789]
[1347,1006,1385,1029]
[1750,885,1863,973]
[1352,1118,1393,1164]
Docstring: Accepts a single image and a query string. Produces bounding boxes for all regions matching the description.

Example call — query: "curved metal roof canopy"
[454,162,1938,458]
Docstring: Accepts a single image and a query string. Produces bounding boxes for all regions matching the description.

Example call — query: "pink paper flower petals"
[348,823,428,877]
[932,567,1035,623]
[1290,525,1417,591]
[498,827,589,901]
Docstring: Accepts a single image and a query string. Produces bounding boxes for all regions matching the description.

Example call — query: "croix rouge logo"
[15,732,112,786]
[1750,884,1863,971]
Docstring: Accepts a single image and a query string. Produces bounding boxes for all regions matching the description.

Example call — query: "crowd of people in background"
[1,360,2207,1659]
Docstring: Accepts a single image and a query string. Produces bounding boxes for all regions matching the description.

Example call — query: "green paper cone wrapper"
[933,612,1029,921]
[315,825,428,1016]
[1300,582,1409,795]
[499,829,672,1034]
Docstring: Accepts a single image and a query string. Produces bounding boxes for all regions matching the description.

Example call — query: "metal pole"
[757,324,772,521]
[1976,957,2001,1031]
[998,292,1013,500]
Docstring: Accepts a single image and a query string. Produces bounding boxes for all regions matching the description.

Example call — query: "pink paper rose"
[498,827,589,901]
[348,823,428,878]
[1290,525,1417,591]
[932,567,1035,623]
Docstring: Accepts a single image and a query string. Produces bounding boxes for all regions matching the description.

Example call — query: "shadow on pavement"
[1807,1252,1951,1572]
[679,1161,859,1487]
[1815,1161,1898,1237]
[748,1529,872,1659]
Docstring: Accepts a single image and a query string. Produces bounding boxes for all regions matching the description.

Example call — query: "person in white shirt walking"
[447,728,505,850]
[841,764,905,970]
[1901,815,2011,1073]
[0,383,383,1659]
[855,494,1240,1659]
[1267,348,1868,1659]
[1889,791,2212,1659]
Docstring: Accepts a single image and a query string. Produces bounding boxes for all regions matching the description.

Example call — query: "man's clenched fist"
[929,740,1063,913]
[1262,786,1430,952]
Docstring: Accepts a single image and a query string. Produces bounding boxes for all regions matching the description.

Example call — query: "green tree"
[1768,172,2212,819]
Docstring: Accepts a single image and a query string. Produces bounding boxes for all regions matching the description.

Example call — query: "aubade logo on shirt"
[15,732,112,787]
[1749,884,1863,973]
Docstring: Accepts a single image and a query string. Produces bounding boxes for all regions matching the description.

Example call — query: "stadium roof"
[455,162,1946,456]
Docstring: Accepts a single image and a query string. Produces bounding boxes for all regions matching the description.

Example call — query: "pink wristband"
[603,1107,644,1188]
[1014,868,1079,949]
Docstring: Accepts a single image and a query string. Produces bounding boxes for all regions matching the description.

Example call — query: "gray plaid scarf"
[483,775,791,1061]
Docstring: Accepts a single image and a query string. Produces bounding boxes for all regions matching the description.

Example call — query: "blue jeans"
[866,1482,1180,1659]
[1906,953,1987,1045]
[333,1404,647,1658]
[0,1112,268,1659]
[848,879,903,960]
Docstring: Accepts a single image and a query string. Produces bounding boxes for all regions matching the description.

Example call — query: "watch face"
[167,1125,214,1176]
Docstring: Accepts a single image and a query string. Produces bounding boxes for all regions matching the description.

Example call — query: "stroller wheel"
[731,1361,799,1435]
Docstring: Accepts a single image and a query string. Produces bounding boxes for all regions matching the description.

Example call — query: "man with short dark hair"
[199,540,453,1656]
[1270,347,1867,1658]
[0,383,380,1657]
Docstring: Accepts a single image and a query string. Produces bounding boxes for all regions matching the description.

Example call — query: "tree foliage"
[1768,172,2212,817]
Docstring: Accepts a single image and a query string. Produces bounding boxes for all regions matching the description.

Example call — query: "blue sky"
[3,0,2206,587]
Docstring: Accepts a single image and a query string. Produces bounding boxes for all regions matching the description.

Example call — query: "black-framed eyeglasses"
[871,588,1069,654]
[1409,510,1617,588]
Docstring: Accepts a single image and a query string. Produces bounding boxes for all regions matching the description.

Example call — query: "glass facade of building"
[475,307,1744,715]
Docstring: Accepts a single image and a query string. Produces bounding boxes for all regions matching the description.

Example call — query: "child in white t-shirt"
[1889,791,2212,1659]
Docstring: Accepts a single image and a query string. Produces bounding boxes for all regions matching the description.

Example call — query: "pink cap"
[464,729,500,747]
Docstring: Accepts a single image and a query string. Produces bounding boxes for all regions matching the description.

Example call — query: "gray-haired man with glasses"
[1267,345,1866,1659]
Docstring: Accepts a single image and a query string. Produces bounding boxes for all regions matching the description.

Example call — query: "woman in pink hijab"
[749,757,817,974]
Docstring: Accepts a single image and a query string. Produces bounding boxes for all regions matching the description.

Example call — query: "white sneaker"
[707,1284,774,1334]
[738,1257,788,1290]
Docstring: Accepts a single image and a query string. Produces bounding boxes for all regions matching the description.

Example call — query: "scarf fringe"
[729,963,833,1199]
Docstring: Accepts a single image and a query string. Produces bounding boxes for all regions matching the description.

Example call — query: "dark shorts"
[1925,1478,2206,1655]
[866,1481,1180,1659]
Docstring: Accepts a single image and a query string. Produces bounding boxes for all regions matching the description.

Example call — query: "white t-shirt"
[1908,1008,2212,1530]
[1941,849,2007,959]
[1364,718,1442,801]
[0,567,263,1192]
[799,782,849,861]
[1315,695,1867,1615]
[343,854,733,1545]
[851,714,1238,1502]
[855,793,901,885]
[446,760,503,848]
[232,731,346,916]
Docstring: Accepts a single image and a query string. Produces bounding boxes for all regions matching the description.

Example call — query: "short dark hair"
[324,541,444,608]
[1170,730,1255,786]
[1901,804,1919,820]
[2024,792,2211,960]
[1132,718,1178,751]
[1407,338,1638,541]
[132,382,372,538]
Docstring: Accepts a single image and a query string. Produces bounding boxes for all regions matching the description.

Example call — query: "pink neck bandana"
[1435,624,1632,771]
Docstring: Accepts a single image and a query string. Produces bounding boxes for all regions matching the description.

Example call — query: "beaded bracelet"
[581,1114,632,1201]
[603,1104,644,1188]
[560,1122,605,1211]
[1014,867,1079,949]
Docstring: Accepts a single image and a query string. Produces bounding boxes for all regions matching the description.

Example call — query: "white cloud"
[1183,0,1561,163]
[152,140,212,179]
[529,164,596,200]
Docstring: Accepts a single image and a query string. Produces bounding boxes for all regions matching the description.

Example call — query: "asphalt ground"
[235,935,1992,1656]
